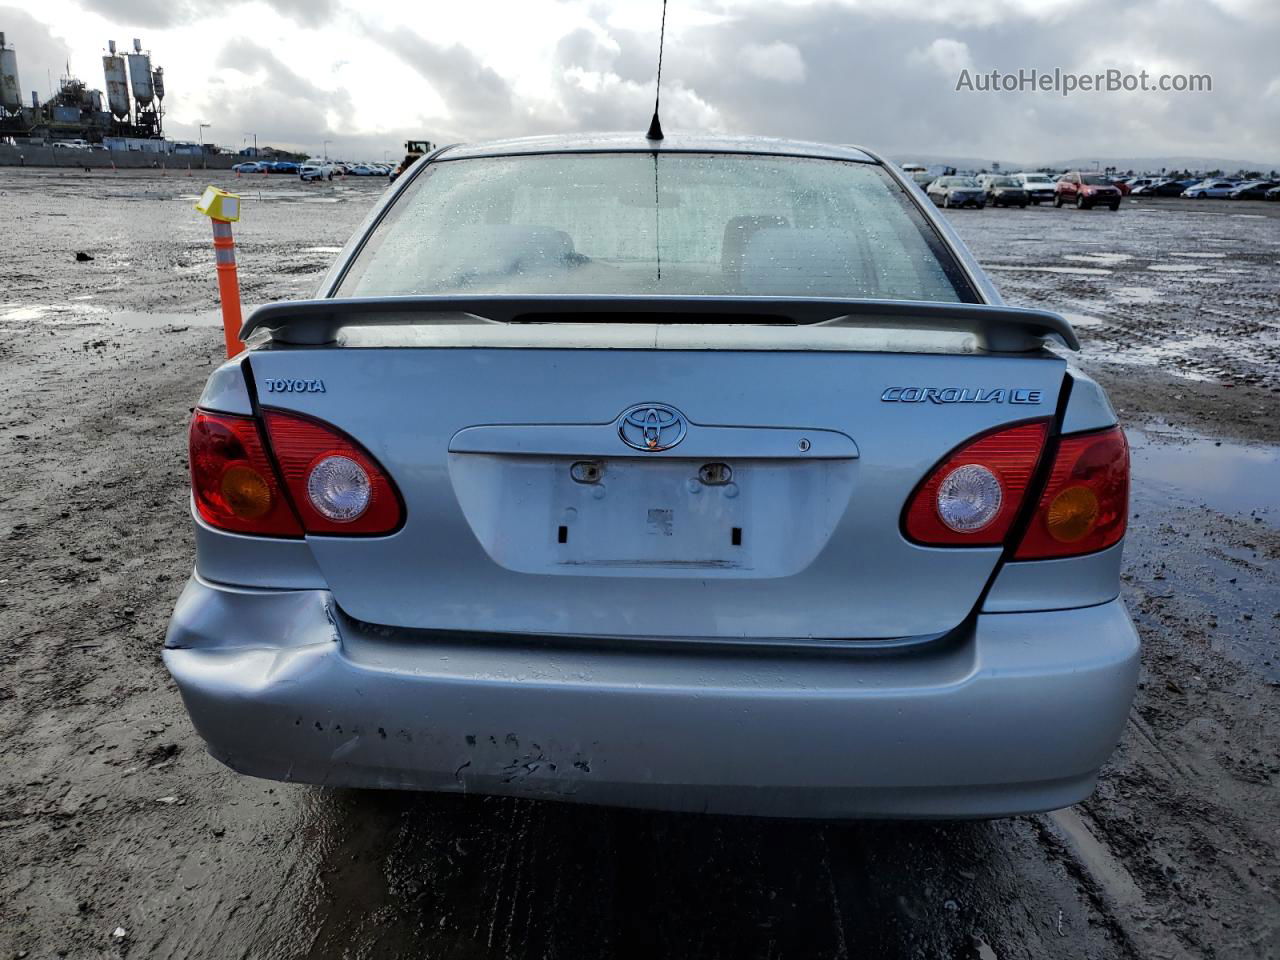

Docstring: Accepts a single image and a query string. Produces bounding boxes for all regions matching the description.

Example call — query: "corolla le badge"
[619,403,687,452]
[880,386,1043,405]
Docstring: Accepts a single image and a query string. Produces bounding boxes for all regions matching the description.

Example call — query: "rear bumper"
[164,576,1139,819]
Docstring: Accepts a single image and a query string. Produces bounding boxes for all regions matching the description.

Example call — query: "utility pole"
[198,123,210,169]
[323,139,331,160]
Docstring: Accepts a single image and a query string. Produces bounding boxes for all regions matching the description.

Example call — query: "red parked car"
[1054,172,1122,210]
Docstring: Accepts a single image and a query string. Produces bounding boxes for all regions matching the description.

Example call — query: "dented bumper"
[164,575,1140,819]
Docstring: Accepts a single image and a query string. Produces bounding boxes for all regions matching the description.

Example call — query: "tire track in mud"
[1041,808,1192,960]
[294,790,1130,960]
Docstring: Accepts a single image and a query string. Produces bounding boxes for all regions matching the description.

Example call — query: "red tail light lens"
[903,421,1049,546]
[189,411,303,536]
[261,410,404,535]
[1014,426,1128,559]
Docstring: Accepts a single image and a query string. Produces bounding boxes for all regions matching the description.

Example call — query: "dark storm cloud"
[0,7,73,101]
[216,41,346,108]
[73,0,335,27]
[358,22,518,138]
[257,0,339,23]
[73,0,197,28]
[205,39,355,152]
[78,0,1275,164]
[543,0,1279,164]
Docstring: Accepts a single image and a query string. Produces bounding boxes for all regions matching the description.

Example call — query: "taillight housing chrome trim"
[902,420,1051,546]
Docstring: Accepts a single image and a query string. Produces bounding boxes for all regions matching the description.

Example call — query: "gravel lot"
[1,168,1277,960]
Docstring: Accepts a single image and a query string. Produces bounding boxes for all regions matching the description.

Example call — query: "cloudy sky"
[4,0,1278,165]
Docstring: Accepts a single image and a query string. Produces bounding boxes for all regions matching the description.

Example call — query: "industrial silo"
[0,33,23,115]
[103,41,130,119]
[152,66,164,102]
[128,39,153,106]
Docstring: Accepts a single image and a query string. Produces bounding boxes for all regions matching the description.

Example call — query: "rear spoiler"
[240,295,1079,352]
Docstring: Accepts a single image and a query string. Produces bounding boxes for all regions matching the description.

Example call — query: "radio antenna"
[645,0,668,141]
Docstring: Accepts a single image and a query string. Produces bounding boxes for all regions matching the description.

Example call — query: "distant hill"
[1051,156,1277,175]
[892,153,1278,175]
[891,154,1027,173]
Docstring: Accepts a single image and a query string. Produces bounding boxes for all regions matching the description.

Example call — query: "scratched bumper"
[164,575,1139,819]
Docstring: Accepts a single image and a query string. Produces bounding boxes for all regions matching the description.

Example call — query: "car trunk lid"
[244,312,1068,642]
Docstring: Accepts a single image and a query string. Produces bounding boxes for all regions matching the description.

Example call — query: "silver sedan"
[166,134,1137,819]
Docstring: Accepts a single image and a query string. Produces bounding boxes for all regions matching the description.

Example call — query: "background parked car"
[1227,180,1278,200]
[232,161,268,174]
[926,176,986,208]
[1054,172,1122,210]
[1108,178,1132,196]
[1124,177,1163,193]
[1129,178,1172,196]
[1146,178,1199,197]
[1012,172,1056,204]
[269,161,299,175]
[976,175,1029,207]
[1181,179,1238,198]
[1266,185,1280,201]
[299,160,335,182]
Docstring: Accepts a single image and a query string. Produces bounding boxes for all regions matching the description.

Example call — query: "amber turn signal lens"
[221,465,272,519]
[1046,485,1099,542]
[1014,426,1128,560]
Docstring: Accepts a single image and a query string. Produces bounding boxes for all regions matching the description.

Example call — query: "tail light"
[189,411,303,536]
[189,408,404,537]
[261,410,404,535]
[903,421,1049,545]
[1014,426,1128,559]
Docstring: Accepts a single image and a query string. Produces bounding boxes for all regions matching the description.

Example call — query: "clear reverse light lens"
[936,463,1003,533]
[306,455,371,521]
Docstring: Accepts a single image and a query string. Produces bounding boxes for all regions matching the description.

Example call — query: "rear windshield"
[337,152,974,303]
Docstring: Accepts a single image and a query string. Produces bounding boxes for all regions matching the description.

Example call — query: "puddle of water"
[0,303,220,330]
[1169,252,1228,259]
[1096,328,1270,383]
[1147,263,1214,273]
[301,246,344,254]
[0,303,108,323]
[0,305,51,322]
[1109,285,1160,304]
[1063,253,1132,265]
[1128,426,1280,523]
[986,265,1112,276]
[105,310,222,329]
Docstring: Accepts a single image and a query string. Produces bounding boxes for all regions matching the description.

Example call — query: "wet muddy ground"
[1,169,1277,959]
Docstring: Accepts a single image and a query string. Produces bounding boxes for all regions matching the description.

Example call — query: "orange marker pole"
[210,219,245,357]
